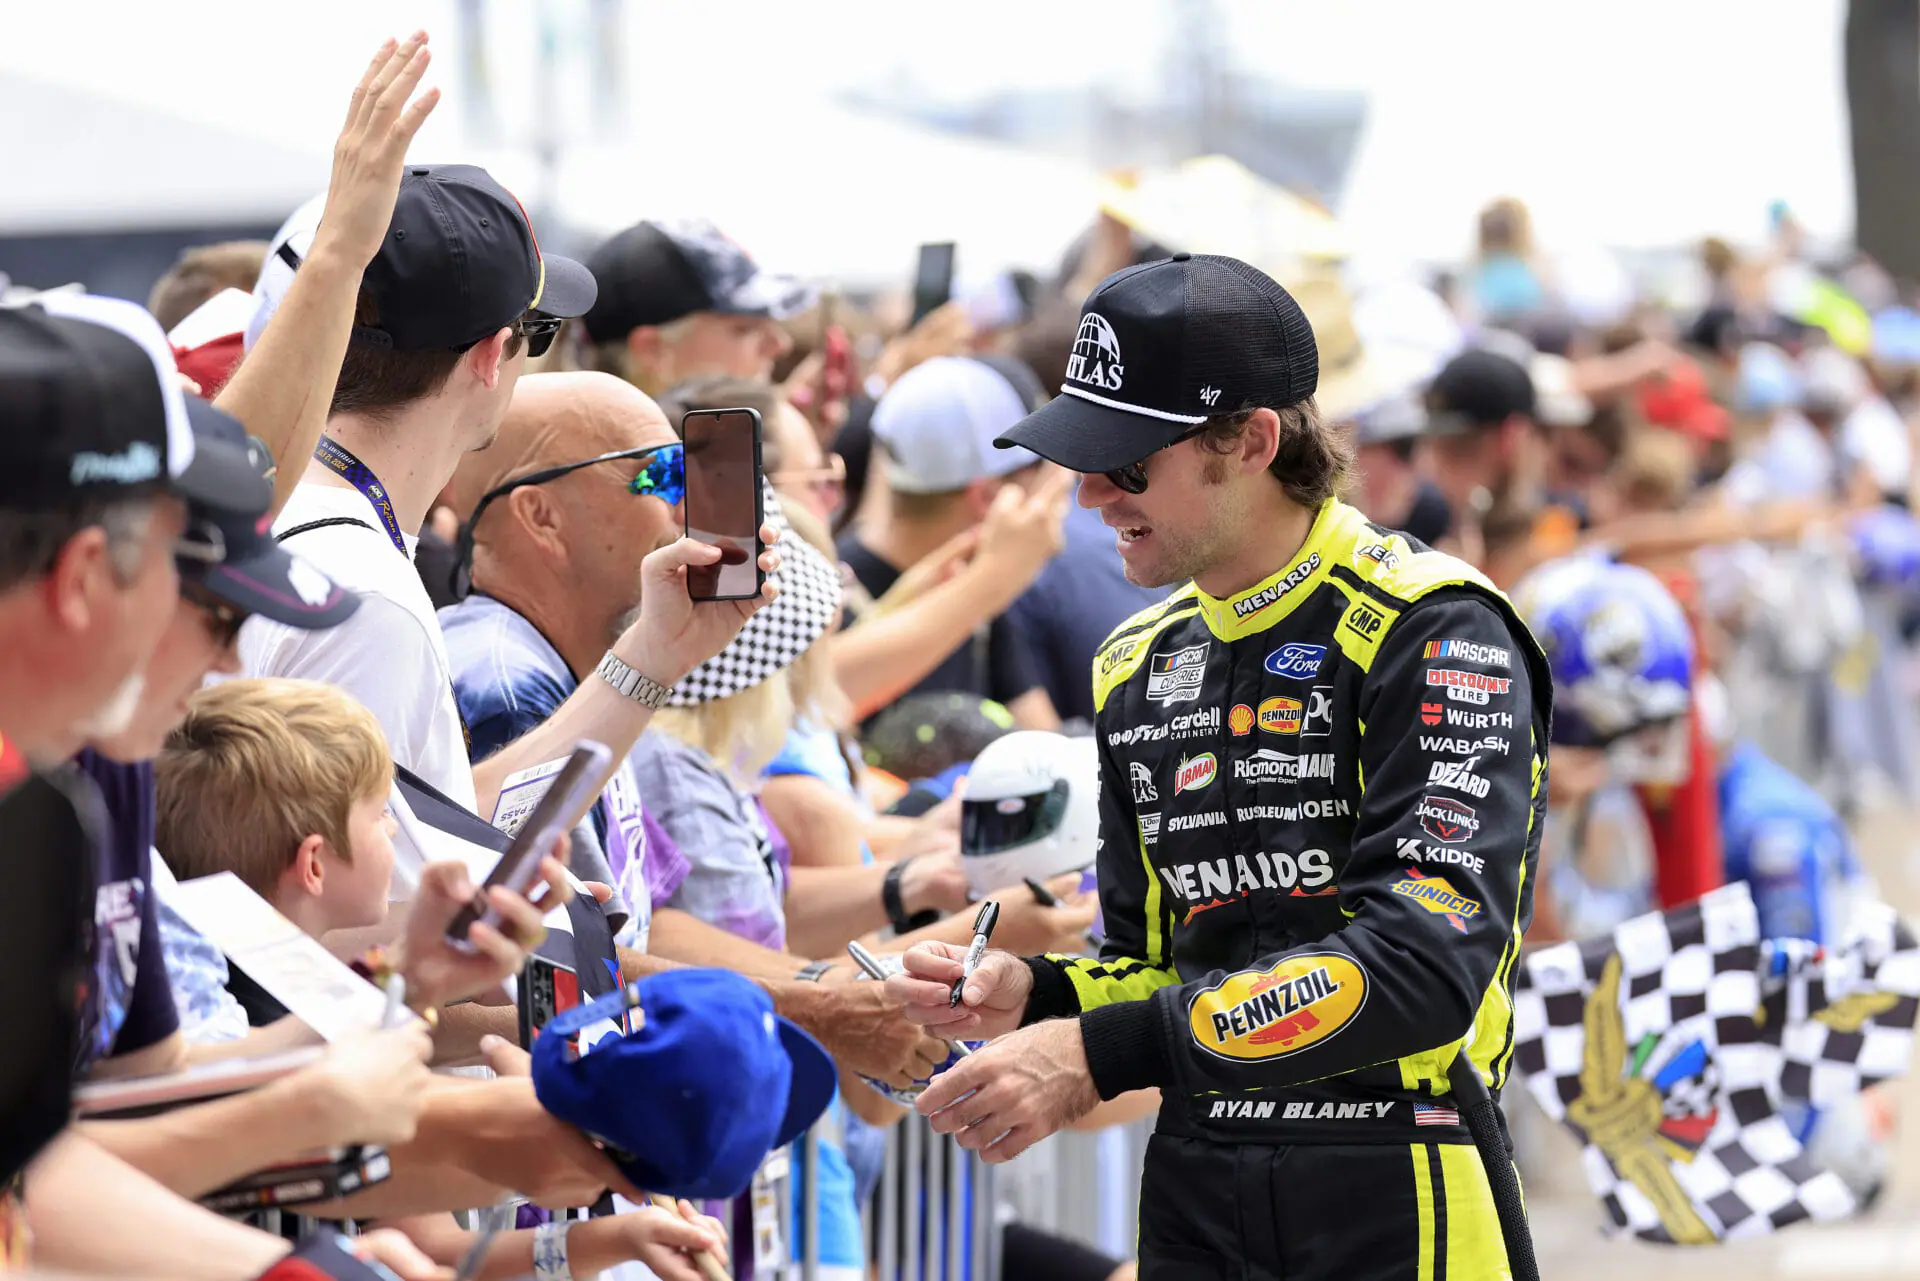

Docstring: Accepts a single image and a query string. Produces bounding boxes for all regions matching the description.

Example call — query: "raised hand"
[615,528,782,685]
[313,33,442,270]
[394,850,573,1009]
[885,942,1033,1042]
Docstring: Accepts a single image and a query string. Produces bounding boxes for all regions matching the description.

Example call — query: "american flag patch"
[1413,1103,1459,1127]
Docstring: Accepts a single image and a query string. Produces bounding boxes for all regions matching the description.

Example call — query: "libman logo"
[1391,869,1482,933]
[1188,953,1367,1062]
[1174,753,1218,794]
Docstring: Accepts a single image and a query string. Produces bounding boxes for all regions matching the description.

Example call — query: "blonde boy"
[157,678,397,938]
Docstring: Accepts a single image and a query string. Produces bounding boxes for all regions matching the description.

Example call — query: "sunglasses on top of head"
[453,441,686,598]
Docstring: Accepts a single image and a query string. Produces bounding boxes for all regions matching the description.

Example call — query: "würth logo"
[1067,313,1125,391]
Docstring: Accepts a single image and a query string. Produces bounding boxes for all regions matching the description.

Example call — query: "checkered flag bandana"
[1511,882,1856,1244]
[668,483,842,707]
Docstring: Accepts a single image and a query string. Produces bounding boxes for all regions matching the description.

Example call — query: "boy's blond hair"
[156,678,393,898]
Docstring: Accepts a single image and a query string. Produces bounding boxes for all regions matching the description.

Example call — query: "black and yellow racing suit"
[1021,499,1550,1281]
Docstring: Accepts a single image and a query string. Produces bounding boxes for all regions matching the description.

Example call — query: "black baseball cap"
[1422,348,1536,437]
[181,408,359,631]
[581,219,814,343]
[356,165,597,352]
[0,293,267,512]
[993,253,1318,473]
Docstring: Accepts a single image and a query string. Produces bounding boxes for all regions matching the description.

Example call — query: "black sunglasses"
[182,582,249,648]
[1105,423,1209,495]
[452,442,686,599]
[516,314,563,359]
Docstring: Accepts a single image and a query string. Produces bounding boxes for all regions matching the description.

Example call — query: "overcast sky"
[0,0,1854,274]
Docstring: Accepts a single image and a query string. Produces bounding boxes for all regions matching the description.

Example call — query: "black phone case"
[685,407,766,602]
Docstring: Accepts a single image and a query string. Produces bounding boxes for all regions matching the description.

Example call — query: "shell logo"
[1229,704,1255,736]
[1257,695,1303,735]
[1187,952,1368,1062]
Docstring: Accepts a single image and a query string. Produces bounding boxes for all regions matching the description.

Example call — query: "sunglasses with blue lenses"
[454,442,686,597]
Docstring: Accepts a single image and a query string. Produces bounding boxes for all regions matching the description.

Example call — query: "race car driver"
[888,252,1551,1280]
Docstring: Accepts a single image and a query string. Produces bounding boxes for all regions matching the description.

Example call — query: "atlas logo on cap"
[1067,313,1125,392]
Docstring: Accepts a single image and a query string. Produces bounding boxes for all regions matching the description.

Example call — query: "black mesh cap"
[993,253,1319,473]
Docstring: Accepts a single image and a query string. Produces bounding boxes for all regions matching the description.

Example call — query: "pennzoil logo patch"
[1187,953,1367,1062]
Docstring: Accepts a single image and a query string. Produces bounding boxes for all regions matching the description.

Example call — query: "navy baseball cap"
[355,165,597,352]
[995,253,1319,474]
[531,969,835,1200]
[581,219,814,343]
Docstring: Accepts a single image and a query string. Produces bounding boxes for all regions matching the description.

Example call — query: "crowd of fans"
[8,23,1920,1281]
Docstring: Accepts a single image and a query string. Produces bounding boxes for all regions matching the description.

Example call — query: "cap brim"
[193,542,362,630]
[535,254,599,320]
[773,1018,838,1149]
[714,269,818,322]
[174,399,273,513]
[993,391,1194,474]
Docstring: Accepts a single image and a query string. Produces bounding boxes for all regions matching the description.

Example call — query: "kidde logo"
[1258,696,1303,734]
[1066,312,1125,391]
[1188,953,1368,1062]
[1229,704,1255,736]
[1175,753,1218,795]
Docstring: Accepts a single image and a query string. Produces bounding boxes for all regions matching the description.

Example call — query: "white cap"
[1802,346,1868,414]
[245,192,327,353]
[872,356,1041,494]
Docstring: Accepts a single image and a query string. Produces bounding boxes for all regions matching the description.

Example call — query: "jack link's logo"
[1066,313,1125,391]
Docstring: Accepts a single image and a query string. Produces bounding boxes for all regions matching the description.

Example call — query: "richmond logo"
[1066,313,1125,391]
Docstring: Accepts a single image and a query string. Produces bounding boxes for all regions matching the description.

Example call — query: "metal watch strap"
[794,959,834,983]
[594,651,671,710]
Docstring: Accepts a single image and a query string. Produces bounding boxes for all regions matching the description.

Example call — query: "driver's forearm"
[213,240,362,519]
[25,1130,290,1280]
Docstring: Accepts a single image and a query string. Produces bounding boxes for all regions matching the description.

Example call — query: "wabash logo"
[1188,953,1368,1062]
[1066,312,1125,391]
[1417,795,1479,844]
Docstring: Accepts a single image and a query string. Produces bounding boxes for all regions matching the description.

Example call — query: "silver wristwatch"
[594,651,672,710]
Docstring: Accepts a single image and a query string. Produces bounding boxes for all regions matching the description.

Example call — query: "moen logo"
[1258,696,1303,734]
[1391,869,1482,933]
[1188,953,1367,1062]
[1232,554,1321,619]
[1066,313,1125,391]
[1343,602,1386,641]
[1174,753,1218,794]
[1229,704,1255,736]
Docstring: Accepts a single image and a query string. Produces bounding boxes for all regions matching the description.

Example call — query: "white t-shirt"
[239,484,482,893]
[1839,397,1913,499]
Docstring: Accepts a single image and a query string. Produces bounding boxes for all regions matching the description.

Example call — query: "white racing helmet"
[960,731,1099,898]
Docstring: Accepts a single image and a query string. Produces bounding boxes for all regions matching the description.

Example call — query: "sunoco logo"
[1188,953,1367,1062]
[1232,554,1321,619]
[1066,313,1125,391]
[1392,870,1482,933]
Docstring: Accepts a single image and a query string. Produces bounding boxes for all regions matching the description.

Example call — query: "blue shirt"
[439,593,689,949]
[1719,741,1863,943]
[1007,502,1170,725]
[70,751,179,1067]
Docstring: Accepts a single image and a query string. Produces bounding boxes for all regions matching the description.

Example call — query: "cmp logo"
[1174,753,1219,795]
[1264,643,1327,679]
[1342,602,1387,642]
[1188,953,1367,1062]
[1066,312,1125,391]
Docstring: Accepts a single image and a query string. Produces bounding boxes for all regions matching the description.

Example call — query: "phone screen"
[911,242,956,326]
[682,408,764,601]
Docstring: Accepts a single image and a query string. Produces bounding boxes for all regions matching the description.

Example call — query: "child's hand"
[308,1024,433,1147]
[614,1200,729,1281]
[394,847,573,1008]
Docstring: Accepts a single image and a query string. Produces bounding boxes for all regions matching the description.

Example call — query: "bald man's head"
[449,371,672,523]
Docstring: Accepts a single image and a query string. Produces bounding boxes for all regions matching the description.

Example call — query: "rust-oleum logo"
[1187,953,1367,1062]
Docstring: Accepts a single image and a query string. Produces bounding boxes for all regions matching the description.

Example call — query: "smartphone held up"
[681,407,767,602]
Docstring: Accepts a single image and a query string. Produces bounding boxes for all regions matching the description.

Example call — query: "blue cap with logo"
[531,968,836,1200]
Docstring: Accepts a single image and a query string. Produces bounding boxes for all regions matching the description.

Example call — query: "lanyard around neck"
[313,436,409,556]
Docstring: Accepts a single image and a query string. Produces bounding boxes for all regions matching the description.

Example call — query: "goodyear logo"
[1391,869,1482,932]
[1188,953,1367,1062]
[1258,695,1303,735]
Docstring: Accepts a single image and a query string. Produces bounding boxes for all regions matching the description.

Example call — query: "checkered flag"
[1511,882,1856,1243]
[1759,902,1920,1109]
